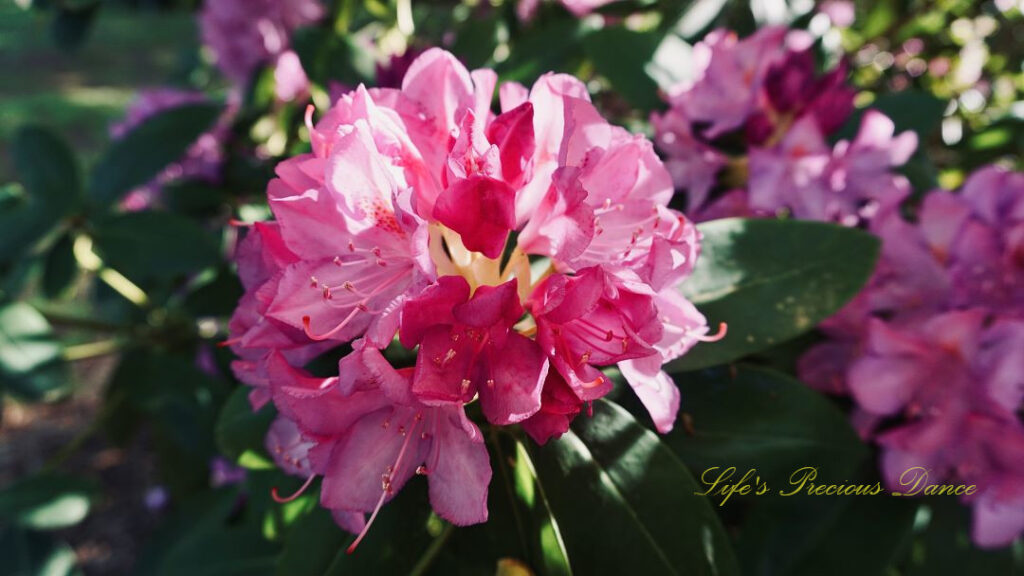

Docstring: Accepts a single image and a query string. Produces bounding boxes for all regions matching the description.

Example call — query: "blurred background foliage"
[0,0,1021,575]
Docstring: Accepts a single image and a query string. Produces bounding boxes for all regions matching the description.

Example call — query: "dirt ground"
[0,356,162,576]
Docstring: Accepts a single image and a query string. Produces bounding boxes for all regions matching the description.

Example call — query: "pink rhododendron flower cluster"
[199,0,323,101]
[111,88,226,211]
[800,166,1024,548]
[652,26,917,226]
[517,0,624,21]
[227,49,719,546]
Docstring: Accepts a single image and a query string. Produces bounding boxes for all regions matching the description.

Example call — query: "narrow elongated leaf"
[528,400,740,576]
[42,233,77,299]
[91,211,221,284]
[88,103,222,207]
[0,474,96,530]
[670,218,879,371]
[0,527,79,576]
[508,439,573,576]
[663,365,868,483]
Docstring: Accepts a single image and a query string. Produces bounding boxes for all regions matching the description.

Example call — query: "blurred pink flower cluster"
[800,167,1024,548]
[654,24,1023,547]
[199,0,324,101]
[111,88,227,211]
[653,26,916,226]
[227,49,717,545]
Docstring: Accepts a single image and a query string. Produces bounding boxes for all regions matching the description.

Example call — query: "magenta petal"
[399,276,469,348]
[412,325,475,405]
[265,416,314,477]
[486,102,535,186]
[427,409,491,526]
[267,353,390,437]
[972,489,1024,548]
[478,333,548,425]
[331,509,367,535]
[433,175,517,259]
[452,279,522,329]
[618,355,680,433]
[320,406,425,512]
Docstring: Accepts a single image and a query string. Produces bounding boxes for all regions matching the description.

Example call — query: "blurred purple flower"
[199,0,323,99]
[110,88,227,211]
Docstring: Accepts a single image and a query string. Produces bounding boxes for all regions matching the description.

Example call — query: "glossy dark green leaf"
[91,211,221,284]
[664,365,868,484]
[88,103,222,207]
[427,435,539,575]
[1,126,80,264]
[275,500,346,576]
[0,474,96,530]
[215,385,276,468]
[0,527,79,576]
[669,218,879,371]
[528,399,740,576]
[738,485,918,576]
[42,233,77,299]
[322,485,445,576]
[582,27,662,112]
[504,438,572,576]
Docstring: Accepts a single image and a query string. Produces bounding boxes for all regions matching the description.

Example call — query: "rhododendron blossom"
[200,0,323,99]
[800,166,1024,547]
[228,48,720,546]
[653,25,915,226]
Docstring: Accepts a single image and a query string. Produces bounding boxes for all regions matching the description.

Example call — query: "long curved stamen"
[217,336,243,348]
[695,322,728,342]
[271,473,316,503]
[347,414,422,554]
[302,307,361,341]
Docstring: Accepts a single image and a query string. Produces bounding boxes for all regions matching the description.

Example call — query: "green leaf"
[669,218,879,371]
[216,386,276,466]
[507,439,573,576]
[91,211,221,284]
[1,126,80,264]
[840,90,947,142]
[42,233,77,299]
[87,103,222,208]
[51,2,100,51]
[275,502,347,576]
[322,485,444,575]
[0,474,96,530]
[528,399,740,576]
[292,28,375,88]
[737,486,918,576]
[662,365,868,483]
[0,527,80,576]
[903,499,1022,576]
[0,302,60,376]
[582,27,662,112]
